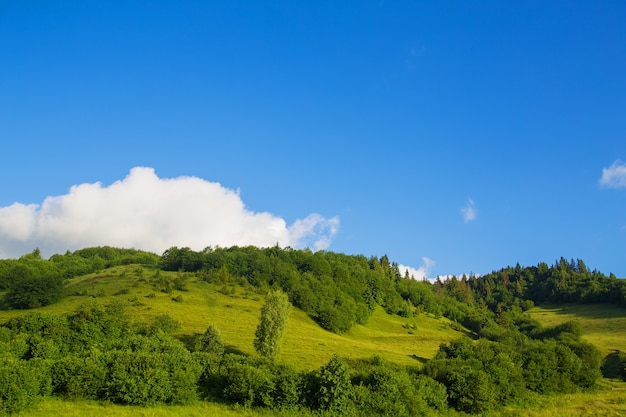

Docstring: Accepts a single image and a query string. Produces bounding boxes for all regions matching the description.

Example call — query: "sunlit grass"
[527,303,626,356]
[501,387,626,417]
[23,397,314,417]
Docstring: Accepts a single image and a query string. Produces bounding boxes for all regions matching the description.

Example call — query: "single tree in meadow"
[196,324,225,355]
[254,289,292,360]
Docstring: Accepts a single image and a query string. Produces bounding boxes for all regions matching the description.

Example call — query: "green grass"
[527,303,626,357]
[21,397,315,417]
[500,388,626,417]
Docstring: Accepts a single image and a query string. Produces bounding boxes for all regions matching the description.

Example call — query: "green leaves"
[254,289,291,360]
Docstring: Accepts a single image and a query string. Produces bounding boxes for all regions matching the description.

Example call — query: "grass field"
[527,303,626,357]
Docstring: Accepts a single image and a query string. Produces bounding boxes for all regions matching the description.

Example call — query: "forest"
[0,246,625,416]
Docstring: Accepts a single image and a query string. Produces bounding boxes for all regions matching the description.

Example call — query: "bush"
[413,374,448,411]
[196,324,225,356]
[0,357,41,415]
[307,355,355,414]
[105,350,170,405]
[223,362,275,407]
[271,364,302,410]
[148,314,180,335]
[105,335,200,406]
[51,353,108,399]
[425,359,496,414]
[5,275,64,309]
[358,363,418,416]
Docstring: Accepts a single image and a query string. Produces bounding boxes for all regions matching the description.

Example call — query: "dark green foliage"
[0,357,42,415]
[104,334,201,405]
[66,301,129,351]
[271,364,302,410]
[105,350,172,405]
[196,354,303,410]
[51,353,108,399]
[602,350,626,380]
[308,355,355,414]
[462,258,626,311]
[196,324,225,355]
[426,331,602,413]
[223,361,275,407]
[413,374,448,411]
[5,274,63,309]
[70,246,159,268]
[434,360,496,414]
[350,357,441,417]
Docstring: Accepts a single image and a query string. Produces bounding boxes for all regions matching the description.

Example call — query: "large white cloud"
[0,167,339,258]
[600,160,626,188]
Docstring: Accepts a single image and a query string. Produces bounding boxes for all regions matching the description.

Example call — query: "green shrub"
[196,324,225,356]
[308,355,355,414]
[51,353,108,399]
[271,364,302,410]
[223,362,275,407]
[413,374,448,411]
[105,350,170,405]
[5,275,64,309]
[148,314,180,335]
[424,357,498,414]
[0,357,41,415]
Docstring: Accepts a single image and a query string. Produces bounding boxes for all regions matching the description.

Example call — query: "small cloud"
[600,160,626,188]
[398,257,436,281]
[0,167,340,258]
[461,199,477,223]
[288,214,339,251]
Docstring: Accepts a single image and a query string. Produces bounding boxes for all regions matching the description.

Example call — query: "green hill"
[2,247,626,416]
[1,264,465,371]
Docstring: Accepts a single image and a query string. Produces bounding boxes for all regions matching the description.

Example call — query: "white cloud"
[398,257,436,281]
[600,160,626,188]
[461,198,477,223]
[0,167,340,258]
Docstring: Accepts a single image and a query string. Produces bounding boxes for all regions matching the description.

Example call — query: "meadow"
[527,304,626,357]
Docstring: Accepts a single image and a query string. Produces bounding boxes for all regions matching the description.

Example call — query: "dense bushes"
[0,305,202,414]
[0,357,44,415]
[5,274,63,309]
[423,322,603,414]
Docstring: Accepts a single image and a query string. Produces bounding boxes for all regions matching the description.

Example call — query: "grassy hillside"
[0,264,464,371]
[3,264,626,416]
[527,304,626,357]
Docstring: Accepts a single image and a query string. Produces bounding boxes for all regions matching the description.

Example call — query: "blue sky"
[1,1,625,278]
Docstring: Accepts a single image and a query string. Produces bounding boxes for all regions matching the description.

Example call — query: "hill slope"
[1,264,465,370]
